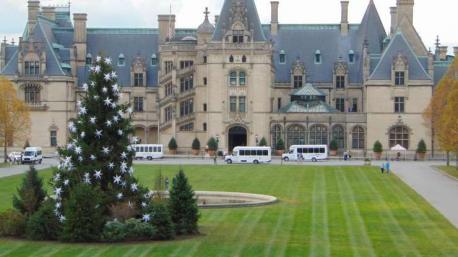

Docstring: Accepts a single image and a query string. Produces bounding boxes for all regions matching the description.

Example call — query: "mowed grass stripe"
[0,242,25,257]
[263,167,303,257]
[336,168,377,257]
[351,167,422,257]
[309,169,330,257]
[375,169,458,256]
[228,209,267,257]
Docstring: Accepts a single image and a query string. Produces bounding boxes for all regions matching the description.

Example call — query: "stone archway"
[228,126,247,152]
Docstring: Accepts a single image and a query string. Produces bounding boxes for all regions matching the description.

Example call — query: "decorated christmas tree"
[52,56,152,240]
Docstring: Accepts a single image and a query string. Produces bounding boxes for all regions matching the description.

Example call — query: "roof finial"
[204,7,210,20]
[435,35,440,49]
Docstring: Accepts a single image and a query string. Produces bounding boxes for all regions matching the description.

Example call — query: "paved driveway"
[0,158,58,178]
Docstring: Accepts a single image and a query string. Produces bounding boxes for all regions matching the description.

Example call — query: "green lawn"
[439,166,458,179]
[0,165,457,257]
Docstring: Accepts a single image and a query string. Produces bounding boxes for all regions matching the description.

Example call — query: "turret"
[197,7,215,45]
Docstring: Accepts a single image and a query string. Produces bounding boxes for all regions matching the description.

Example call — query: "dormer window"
[232,30,244,43]
[85,54,92,65]
[279,50,286,64]
[395,71,405,86]
[336,75,345,89]
[349,50,355,63]
[315,50,321,64]
[118,54,125,66]
[151,54,157,66]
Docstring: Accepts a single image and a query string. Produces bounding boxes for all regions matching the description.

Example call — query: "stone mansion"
[0,0,456,155]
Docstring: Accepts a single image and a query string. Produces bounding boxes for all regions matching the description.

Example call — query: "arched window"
[332,125,345,149]
[118,54,125,66]
[287,125,306,148]
[352,126,365,149]
[24,84,40,104]
[242,55,247,63]
[271,125,282,149]
[389,126,409,149]
[229,71,237,86]
[239,71,246,86]
[85,53,92,65]
[151,54,158,66]
[229,55,234,63]
[309,125,328,145]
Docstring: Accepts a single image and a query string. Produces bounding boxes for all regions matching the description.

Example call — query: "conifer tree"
[168,169,199,235]
[13,166,46,216]
[52,56,152,235]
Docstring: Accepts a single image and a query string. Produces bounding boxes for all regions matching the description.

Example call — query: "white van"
[225,146,271,164]
[282,145,328,162]
[132,144,164,160]
[21,147,43,164]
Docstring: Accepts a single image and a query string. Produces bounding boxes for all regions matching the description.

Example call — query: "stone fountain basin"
[195,191,278,209]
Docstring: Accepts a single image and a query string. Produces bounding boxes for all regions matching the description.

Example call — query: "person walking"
[385,161,391,174]
[380,163,385,174]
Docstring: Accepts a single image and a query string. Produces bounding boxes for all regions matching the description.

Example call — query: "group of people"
[380,161,391,174]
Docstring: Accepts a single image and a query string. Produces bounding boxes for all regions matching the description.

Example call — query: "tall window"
[395,71,405,86]
[165,61,173,74]
[352,126,365,149]
[180,99,193,117]
[239,96,246,113]
[118,54,125,66]
[309,125,328,145]
[180,76,194,92]
[24,84,40,104]
[50,130,57,147]
[151,54,157,66]
[336,98,345,112]
[164,106,173,122]
[293,75,303,89]
[24,61,40,76]
[279,50,286,64]
[203,77,207,85]
[239,71,246,86]
[336,75,345,89]
[287,125,306,147]
[277,98,282,110]
[315,50,321,64]
[229,71,237,86]
[351,98,358,112]
[232,30,244,43]
[271,125,282,149]
[203,123,207,131]
[394,97,405,113]
[203,56,207,64]
[230,96,237,112]
[165,83,173,97]
[134,73,144,87]
[332,125,345,149]
[134,97,144,112]
[389,126,409,149]
[349,50,355,63]
[86,54,92,65]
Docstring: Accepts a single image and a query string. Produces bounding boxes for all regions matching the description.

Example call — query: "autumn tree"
[439,80,458,167]
[0,76,31,163]
[424,58,458,165]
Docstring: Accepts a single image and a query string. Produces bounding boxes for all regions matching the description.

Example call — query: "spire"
[212,0,266,42]
[357,0,386,54]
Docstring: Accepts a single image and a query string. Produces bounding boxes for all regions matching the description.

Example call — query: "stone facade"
[0,0,455,156]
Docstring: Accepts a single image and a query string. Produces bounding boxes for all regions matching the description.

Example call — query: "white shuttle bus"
[282,145,328,162]
[132,144,164,160]
[225,146,271,164]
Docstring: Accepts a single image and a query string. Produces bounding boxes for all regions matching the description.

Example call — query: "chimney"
[390,7,398,35]
[454,47,458,57]
[0,37,6,71]
[340,1,349,35]
[42,6,56,21]
[28,1,40,35]
[438,46,448,61]
[158,15,176,43]
[73,13,87,65]
[397,0,414,24]
[270,1,279,36]
[215,15,220,25]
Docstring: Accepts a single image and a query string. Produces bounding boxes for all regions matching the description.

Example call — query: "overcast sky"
[0,0,456,53]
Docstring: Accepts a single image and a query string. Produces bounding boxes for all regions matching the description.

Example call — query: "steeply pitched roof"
[357,0,387,54]
[279,101,338,113]
[369,32,431,81]
[1,46,19,75]
[213,0,266,42]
